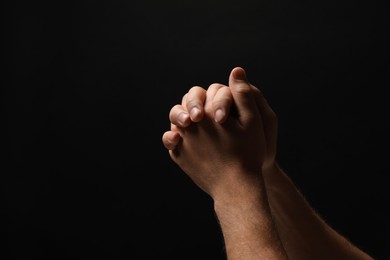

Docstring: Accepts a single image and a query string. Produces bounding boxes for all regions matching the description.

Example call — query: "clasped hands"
[162,67,278,200]
[161,67,374,260]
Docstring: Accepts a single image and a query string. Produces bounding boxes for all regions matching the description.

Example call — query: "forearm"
[263,164,373,260]
[213,173,288,260]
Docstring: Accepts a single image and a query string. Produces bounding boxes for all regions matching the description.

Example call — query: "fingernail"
[178,112,189,126]
[190,107,201,121]
[215,108,225,123]
[232,67,248,82]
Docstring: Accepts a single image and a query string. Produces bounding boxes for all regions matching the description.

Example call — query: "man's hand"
[162,67,374,260]
[166,67,268,199]
[162,67,279,171]
[163,67,288,259]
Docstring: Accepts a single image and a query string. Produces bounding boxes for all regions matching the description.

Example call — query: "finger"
[181,93,188,111]
[250,85,276,122]
[251,85,278,154]
[162,130,181,150]
[205,83,227,115]
[228,67,261,125]
[185,86,207,122]
[212,86,233,123]
[169,104,191,127]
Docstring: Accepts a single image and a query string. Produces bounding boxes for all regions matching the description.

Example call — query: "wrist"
[212,172,272,232]
[212,171,266,210]
[262,162,286,185]
[213,177,288,260]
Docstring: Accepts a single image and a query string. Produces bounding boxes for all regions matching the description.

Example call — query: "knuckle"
[187,86,206,108]
[169,104,183,120]
[235,83,252,95]
[208,83,225,91]
[188,85,203,92]
[187,99,201,110]
[181,93,188,104]
[188,86,206,98]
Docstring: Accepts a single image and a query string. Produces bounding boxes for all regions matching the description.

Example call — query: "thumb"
[228,67,260,125]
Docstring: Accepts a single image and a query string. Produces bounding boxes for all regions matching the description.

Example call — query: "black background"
[2,0,389,259]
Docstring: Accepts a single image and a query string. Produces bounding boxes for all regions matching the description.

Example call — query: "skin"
[162,67,374,260]
[165,68,288,259]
